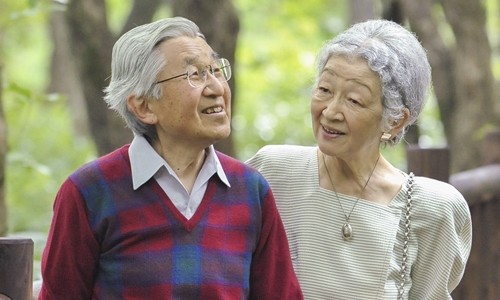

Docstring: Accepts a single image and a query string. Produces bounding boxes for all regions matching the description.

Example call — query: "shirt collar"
[129,135,230,190]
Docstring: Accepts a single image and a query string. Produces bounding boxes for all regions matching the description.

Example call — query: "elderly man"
[39,17,302,300]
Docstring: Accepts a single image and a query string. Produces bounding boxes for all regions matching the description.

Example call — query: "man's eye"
[200,69,209,77]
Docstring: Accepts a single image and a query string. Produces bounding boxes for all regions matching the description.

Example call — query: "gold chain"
[321,152,380,240]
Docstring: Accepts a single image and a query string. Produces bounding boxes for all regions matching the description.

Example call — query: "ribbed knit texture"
[40,145,303,300]
[246,145,472,300]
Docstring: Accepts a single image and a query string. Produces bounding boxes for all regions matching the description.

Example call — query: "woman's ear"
[127,95,157,125]
[389,108,410,136]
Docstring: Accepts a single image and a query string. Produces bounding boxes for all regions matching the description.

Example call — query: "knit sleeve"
[39,178,100,299]
[408,179,472,299]
[248,177,303,300]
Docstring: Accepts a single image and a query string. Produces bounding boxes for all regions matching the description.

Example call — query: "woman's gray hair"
[103,17,205,141]
[315,19,431,145]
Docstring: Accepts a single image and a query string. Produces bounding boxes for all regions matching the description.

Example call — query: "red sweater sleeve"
[249,189,303,300]
[39,179,100,299]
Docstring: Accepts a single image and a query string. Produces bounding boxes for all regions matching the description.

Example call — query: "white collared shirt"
[129,135,230,219]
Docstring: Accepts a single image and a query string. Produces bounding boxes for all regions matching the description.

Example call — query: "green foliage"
[233,0,347,160]
[1,0,96,279]
[5,87,95,233]
[4,84,95,279]
[106,0,132,33]
[487,0,500,80]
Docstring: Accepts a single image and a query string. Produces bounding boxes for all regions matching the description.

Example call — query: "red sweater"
[39,145,302,299]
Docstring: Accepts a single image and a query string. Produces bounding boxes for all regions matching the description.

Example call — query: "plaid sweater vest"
[71,147,267,299]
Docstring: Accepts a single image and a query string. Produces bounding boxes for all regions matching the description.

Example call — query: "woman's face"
[311,55,384,160]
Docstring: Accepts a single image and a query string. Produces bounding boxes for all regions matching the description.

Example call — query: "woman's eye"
[315,86,330,95]
[349,98,360,105]
[313,86,333,100]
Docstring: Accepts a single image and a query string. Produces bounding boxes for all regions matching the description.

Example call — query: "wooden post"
[406,145,450,182]
[482,130,500,165]
[449,131,500,299]
[0,238,33,300]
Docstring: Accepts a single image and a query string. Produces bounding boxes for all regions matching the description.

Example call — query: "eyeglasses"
[155,58,232,88]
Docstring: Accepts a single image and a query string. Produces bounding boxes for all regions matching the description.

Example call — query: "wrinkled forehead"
[158,36,220,68]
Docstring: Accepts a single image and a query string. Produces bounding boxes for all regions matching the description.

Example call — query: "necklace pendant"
[342,223,353,240]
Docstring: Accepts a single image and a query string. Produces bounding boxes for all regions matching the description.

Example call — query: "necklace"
[322,152,381,240]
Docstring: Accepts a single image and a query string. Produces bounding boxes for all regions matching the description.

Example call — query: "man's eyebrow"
[183,56,199,65]
[183,53,220,65]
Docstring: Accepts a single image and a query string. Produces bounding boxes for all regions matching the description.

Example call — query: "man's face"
[148,36,232,149]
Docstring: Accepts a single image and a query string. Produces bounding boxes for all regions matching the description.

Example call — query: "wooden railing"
[0,237,33,300]
[408,130,500,300]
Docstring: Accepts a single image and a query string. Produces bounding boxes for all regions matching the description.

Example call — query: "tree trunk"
[121,0,162,35]
[66,0,132,156]
[399,0,497,173]
[441,0,496,172]
[61,0,177,155]
[171,0,240,157]
[48,7,90,139]
[0,65,7,237]
[349,0,375,23]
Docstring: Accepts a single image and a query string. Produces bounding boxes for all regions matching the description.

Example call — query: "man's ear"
[127,95,157,125]
[389,108,410,136]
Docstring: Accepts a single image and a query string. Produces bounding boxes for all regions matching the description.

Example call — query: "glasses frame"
[155,58,231,88]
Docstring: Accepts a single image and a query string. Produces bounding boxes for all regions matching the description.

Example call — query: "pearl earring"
[380,133,392,142]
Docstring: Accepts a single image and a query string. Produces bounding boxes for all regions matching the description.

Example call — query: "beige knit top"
[247,145,472,300]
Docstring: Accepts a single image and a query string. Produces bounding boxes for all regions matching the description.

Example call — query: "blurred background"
[0,0,499,296]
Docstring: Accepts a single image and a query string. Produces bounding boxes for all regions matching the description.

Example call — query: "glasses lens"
[186,65,206,88]
[186,58,232,88]
[212,58,232,82]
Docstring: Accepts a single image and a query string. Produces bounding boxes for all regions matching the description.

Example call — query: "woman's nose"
[323,98,344,120]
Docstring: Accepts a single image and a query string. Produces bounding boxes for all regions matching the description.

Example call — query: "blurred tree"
[45,0,500,167]
[349,0,375,23]
[0,1,9,236]
[64,0,132,156]
[347,0,498,172]
[0,65,6,236]
[50,0,164,151]
[397,0,498,172]
[50,0,239,156]
[48,5,89,139]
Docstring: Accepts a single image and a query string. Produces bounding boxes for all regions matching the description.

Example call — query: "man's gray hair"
[103,17,205,140]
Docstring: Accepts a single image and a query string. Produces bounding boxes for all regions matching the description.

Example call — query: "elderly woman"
[247,19,472,299]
